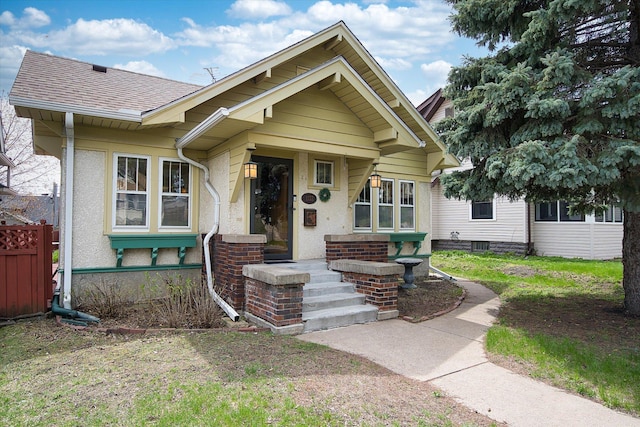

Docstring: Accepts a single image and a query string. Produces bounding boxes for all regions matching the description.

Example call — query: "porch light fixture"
[244,148,258,179]
[370,164,382,188]
[244,161,257,179]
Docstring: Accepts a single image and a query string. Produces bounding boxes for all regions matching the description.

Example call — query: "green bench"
[386,232,429,259]
[108,234,198,267]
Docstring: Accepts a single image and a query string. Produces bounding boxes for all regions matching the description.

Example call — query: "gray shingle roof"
[10,51,203,114]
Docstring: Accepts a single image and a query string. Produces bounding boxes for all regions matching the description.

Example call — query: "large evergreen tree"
[439,0,640,315]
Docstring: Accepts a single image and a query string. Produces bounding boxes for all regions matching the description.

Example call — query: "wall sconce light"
[244,147,257,179]
[370,164,382,188]
[244,161,257,179]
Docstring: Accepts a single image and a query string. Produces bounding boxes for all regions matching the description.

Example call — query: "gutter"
[61,112,74,308]
[176,146,239,322]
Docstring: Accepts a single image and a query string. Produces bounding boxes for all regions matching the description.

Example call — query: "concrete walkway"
[298,280,639,427]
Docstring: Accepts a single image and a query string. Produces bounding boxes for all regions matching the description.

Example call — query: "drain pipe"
[61,112,74,308]
[429,265,457,282]
[176,147,239,322]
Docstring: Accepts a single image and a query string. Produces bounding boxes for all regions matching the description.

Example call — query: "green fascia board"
[109,234,198,249]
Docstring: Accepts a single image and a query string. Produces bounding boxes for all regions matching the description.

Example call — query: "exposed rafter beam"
[373,128,398,143]
[318,72,341,90]
[324,34,343,50]
[253,68,271,84]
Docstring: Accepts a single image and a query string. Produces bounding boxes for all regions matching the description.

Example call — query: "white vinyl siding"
[531,221,622,259]
[431,181,527,242]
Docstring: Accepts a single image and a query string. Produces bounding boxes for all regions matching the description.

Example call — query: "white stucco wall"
[296,153,350,259]
[72,149,112,268]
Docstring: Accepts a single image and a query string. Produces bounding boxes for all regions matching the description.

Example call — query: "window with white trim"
[160,159,191,228]
[354,180,372,230]
[378,178,394,229]
[399,180,415,229]
[314,160,334,186]
[595,205,623,223]
[471,200,494,220]
[114,154,149,228]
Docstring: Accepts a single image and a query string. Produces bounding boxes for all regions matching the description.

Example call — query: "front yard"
[0,320,495,427]
[431,251,640,416]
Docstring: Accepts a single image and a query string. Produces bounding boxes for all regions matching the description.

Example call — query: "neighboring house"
[421,89,623,260]
[9,22,457,313]
[0,194,59,226]
[0,110,17,196]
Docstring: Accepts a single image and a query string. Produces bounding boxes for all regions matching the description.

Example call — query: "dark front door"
[250,156,293,261]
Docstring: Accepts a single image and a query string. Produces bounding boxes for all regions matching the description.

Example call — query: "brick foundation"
[432,239,530,255]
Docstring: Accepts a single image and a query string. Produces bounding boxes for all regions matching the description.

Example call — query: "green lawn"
[431,251,639,415]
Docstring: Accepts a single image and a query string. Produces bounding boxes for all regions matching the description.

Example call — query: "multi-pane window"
[314,160,334,186]
[114,155,149,228]
[471,200,494,220]
[160,159,190,228]
[535,201,584,222]
[354,180,372,229]
[399,180,415,229]
[378,179,394,229]
[595,205,623,223]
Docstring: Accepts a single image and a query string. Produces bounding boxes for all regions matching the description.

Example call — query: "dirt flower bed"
[78,276,463,331]
[397,276,465,322]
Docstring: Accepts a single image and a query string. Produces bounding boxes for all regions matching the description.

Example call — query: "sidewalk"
[298,280,639,427]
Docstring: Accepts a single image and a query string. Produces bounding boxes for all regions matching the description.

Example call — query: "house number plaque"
[301,193,317,204]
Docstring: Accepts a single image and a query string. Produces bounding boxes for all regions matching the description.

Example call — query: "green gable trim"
[108,234,199,267]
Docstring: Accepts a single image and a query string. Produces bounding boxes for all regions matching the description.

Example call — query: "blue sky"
[0,0,490,106]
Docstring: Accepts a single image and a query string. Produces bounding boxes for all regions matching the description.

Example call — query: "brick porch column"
[209,234,266,311]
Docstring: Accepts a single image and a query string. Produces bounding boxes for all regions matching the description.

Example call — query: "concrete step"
[270,260,328,271]
[302,304,379,332]
[307,270,342,284]
[303,281,355,297]
[303,292,366,313]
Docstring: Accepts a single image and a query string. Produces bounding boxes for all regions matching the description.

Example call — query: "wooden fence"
[0,222,53,318]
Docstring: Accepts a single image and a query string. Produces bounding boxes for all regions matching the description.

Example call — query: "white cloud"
[12,18,175,56]
[417,59,452,103]
[113,60,166,77]
[0,45,28,93]
[227,0,292,19]
[0,7,50,29]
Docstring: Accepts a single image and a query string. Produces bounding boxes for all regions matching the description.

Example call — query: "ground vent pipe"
[176,147,239,322]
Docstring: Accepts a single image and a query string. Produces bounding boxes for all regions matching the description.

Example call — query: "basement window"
[471,241,490,252]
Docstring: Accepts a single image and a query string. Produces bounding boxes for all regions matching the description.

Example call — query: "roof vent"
[92,64,107,73]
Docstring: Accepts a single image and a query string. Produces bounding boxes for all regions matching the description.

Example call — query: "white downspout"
[62,112,74,308]
[177,147,239,321]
